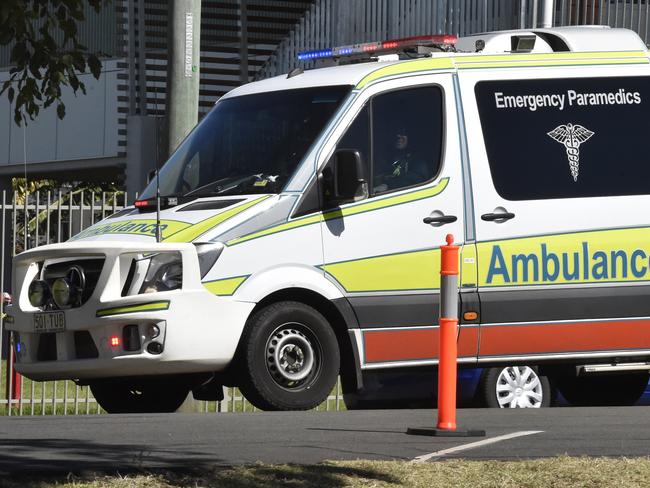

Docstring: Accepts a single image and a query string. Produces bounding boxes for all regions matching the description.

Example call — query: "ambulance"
[7,26,650,412]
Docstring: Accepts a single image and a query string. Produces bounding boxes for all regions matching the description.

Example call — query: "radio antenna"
[155,116,162,243]
[155,165,161,242]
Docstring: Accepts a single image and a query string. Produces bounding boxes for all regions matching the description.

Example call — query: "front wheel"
[478,366,552,408]
[90,377,190,414]
[238,301,340,411]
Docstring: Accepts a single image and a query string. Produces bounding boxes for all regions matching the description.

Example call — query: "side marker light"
[463,311,479,321]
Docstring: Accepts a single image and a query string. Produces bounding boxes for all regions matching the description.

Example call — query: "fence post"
[407,234,484,437]
[6,334,21,403]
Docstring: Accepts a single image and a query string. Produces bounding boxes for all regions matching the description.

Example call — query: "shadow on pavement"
[306,427,406,435]
[0,438,220,475]
[0,439,400,487]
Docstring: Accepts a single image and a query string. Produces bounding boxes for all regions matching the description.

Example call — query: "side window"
[332,86,443,203]
[371,86,444,194]
[475,76,650,200]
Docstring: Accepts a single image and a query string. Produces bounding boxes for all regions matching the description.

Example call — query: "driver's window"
[371,86,443,195]
[335,86,443,201]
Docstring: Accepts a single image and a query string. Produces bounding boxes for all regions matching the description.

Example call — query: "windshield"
[140,86,351,199]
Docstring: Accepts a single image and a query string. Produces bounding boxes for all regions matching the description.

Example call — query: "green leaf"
[68,75,80,92]
[1,0,107,127]
[0,79,11,95]
[88,54,101,79]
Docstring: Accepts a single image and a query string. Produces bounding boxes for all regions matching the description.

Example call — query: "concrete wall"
[0,58,123,166]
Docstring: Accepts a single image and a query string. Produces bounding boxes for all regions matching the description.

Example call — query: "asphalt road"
[1,407,649,474]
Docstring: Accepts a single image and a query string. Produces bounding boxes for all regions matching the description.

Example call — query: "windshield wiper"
[184,175,241,197]
[185,174,280,197]
[214,174,281,195]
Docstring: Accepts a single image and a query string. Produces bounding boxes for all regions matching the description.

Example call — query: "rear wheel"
[556,372,648,406]
[90,377,190,414]
[479,366,552,408]
[239,301,340,411]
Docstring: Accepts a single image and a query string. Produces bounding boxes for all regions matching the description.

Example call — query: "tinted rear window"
[475,77,650,200]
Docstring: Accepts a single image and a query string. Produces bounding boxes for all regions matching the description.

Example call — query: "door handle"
[481,212,515,222]
[423,215,457,225]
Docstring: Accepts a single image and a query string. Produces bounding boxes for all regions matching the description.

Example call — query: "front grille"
[74,331,99,359]
[40,258,105,310]
[37,333,57,361]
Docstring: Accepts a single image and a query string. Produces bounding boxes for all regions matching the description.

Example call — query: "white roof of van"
[221,27,649,100]
[456,26,648,54]
[221,61,396,99]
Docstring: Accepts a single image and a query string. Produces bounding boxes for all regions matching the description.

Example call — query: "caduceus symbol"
[547,123,595,182]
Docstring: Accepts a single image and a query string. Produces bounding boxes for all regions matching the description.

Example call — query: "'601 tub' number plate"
[34,312,66,333]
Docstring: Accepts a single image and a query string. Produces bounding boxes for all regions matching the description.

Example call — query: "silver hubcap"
[266,324,316,386]
[496,366,544,408]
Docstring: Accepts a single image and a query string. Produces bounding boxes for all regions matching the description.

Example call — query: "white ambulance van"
[7,26,650,412]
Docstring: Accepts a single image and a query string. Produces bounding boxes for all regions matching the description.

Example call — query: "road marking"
[412,430,544,463]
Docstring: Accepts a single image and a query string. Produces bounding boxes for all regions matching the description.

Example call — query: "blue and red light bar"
[297,34,457,61]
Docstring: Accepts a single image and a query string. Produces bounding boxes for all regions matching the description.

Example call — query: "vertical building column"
[137,0,148,115]
[127,0,137,116]
[166,0,201,156]
[240,0,249,84]
[541,0,555,27]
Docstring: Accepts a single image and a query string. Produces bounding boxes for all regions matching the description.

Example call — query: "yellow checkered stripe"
[478,226,650,287]
[71,196,271,243]
[202,276,249,296]
[357,51,650,89]
[164,195,271,243]
[227,178,450,246]
[322,248,442,293]
[95,301,170,317]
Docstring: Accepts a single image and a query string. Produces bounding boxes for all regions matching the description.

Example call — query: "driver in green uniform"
[373,127,431,193]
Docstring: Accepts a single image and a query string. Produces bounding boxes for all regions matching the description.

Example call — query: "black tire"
[90,377,190,414]
[556,372,649,406]
[478,366,552,408]
[238,301,340,411]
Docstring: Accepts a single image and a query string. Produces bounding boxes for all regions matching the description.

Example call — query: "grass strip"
[3,456,650,488]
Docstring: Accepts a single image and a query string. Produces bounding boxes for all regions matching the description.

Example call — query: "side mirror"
[322,149,368,207]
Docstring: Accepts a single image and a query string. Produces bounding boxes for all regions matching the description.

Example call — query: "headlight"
[139,252,183,293]
[52,278,72,307]
[28,280,49,307]
[51,266,85,308]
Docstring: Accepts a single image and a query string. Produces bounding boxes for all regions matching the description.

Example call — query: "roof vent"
[511,35,536,53]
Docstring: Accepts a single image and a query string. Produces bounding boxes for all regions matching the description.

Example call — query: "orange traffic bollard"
[407,234,484,437]
[437,234,460,430]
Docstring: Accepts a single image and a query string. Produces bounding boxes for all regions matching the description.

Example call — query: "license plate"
[34,312,66,333]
